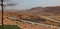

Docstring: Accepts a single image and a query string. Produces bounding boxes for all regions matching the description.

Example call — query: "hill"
[0,6,60,29]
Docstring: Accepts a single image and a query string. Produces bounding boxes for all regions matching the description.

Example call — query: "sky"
[1,0,60,10]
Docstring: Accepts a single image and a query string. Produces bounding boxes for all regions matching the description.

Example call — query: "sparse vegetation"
[0,25,22,29]
[22,17,46,23]
[0,6,60,29]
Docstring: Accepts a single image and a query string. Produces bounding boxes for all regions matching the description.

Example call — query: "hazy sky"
[1,0,60,10]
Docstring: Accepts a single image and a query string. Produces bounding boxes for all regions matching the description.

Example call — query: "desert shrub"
[22,17,47,23]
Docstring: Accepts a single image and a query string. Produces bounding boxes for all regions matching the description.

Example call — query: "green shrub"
[0,25,22,29]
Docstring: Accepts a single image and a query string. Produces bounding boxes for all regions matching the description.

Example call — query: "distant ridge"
[1,6,60,14]
[44,6,60,14]
[28,6,60,14]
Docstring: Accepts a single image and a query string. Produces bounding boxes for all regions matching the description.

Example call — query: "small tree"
[0,0,17,28]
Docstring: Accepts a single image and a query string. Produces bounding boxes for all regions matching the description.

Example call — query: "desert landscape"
[0,6,60,29]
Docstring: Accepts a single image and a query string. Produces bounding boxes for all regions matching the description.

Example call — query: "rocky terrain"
[0,6,60,29]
